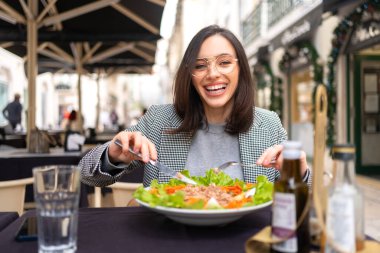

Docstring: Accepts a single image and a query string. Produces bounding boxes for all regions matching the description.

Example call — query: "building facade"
[242,0,380,174]
[168,0,380,174]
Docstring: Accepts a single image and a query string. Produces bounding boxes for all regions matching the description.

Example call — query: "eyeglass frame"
[190,54,239,78]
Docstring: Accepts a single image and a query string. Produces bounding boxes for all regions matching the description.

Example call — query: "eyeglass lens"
[192,55,237,77]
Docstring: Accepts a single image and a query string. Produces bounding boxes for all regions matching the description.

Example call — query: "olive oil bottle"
[271,141,310,253]
[324,144,364,253]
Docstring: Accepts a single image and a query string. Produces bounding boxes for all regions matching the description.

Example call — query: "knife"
[114,139,197,185]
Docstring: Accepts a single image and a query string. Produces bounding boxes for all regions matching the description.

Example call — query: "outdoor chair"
[93,182,142,208]
[0,177,34,215]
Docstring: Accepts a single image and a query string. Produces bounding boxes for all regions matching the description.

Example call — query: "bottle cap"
[332,144,355,160]
[282,141,302,159]
[282,141,302,150]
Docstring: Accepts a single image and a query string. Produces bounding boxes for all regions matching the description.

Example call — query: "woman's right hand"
[108,131,157,165]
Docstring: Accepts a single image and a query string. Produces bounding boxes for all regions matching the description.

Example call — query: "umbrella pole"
[77,71,83,133]
[72,43,84,133]
[95,69,101,132]
[26,0,38,151]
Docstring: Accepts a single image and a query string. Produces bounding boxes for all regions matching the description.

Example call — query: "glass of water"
[33,165,80,253]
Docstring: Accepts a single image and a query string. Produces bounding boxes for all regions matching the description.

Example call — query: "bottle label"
[325,194,355,253]
[272,192,298,252]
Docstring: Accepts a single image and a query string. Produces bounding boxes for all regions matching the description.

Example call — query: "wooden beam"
[19,0,34,20]
[147,0,166,7]
[37,0,58,23]
[39,0,62,30]
[42,0,120,27]
[82,42,102,64]
[83,42,91,54]
[39,48,73,64]
[47,42,75,63]
[130,47,155,63]
[70,42,83,71]
[0,1,26,24]
[38,42,49,50]
[111,3,160,35]
[0,42,14,49]
[110,66,150,76]
[70,42,85,133]
[88,42,135,64]
[26,0,38,150]
[55,68,67,74]
[137,41,156,51]
[0,10,17,24]
[38,42,71,64]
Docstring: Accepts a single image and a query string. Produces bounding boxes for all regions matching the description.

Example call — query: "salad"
[133,169,273,210]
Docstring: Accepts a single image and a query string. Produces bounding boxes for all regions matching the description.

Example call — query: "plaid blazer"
[80,104,298,187]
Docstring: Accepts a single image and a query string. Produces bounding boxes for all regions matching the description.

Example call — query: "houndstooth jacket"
[80,104,312,187]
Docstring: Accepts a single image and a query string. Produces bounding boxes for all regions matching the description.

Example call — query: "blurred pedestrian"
[2,93,23,131]
[110,109,119,129]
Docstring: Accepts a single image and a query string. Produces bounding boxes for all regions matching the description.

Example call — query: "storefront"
[269,5,324,159]
[328,0,380,174]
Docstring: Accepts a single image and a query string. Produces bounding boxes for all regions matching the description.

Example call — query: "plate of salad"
[133,169,273,226]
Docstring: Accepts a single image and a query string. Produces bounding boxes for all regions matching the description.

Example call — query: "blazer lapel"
[158,112,192,183]
[239,111,265,183]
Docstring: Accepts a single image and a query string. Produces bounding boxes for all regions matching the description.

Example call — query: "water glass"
[33,165,81,253]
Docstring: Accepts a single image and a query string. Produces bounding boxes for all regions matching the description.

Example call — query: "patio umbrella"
[0,0,166,149]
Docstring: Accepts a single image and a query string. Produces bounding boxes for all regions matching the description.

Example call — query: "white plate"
[135,198,272,226]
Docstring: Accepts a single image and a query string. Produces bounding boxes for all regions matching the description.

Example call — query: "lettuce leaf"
[253,175,274,205]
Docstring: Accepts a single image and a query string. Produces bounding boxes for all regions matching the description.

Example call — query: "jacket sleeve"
[271,111,287,181]
[79,106,160,187]
[270,111,312,187]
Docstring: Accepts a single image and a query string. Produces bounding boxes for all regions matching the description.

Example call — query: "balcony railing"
[242,0,317,46]
[267,0,305,27]
[242,3,261,45]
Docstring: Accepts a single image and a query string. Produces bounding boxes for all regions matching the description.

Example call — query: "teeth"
[206,84,226,91]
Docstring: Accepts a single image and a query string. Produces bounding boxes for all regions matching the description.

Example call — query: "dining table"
[0,148,88,207]
[0,206,272,253]
[0,212,18,232]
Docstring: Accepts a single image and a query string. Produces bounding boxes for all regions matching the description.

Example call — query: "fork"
[114,139,197,185]
[214,161,276,172]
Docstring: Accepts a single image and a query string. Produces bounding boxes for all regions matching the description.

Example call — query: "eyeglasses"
[191,54,238,78]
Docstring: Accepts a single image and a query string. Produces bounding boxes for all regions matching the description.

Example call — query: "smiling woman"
[79,25,312,192]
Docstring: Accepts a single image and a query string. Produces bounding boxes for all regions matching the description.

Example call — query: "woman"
[80,25,311,187]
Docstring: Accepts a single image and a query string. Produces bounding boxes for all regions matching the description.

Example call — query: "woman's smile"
[204,83,227,96]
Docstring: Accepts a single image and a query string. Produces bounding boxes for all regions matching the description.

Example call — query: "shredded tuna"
[181,185,235,206]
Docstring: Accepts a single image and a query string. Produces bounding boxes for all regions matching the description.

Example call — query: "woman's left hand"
[256,144,308,178]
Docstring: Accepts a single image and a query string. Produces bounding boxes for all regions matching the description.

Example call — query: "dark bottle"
[324,144,364,253]
[271,141,310,253]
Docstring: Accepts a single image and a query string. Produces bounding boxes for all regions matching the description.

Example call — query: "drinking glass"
[33,165,80,253]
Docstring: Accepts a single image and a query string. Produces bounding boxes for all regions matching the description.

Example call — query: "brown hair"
[172,25,255,135]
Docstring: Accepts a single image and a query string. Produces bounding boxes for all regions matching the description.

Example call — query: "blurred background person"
[110,109,119,130]
[2,93,23,131]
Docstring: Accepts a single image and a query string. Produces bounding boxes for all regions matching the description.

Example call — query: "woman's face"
[191,35,239,122]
